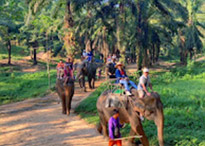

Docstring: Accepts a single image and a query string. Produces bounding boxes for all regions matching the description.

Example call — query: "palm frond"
[160,0,188,22]
[196,21,205,29]
[153,0,171,16]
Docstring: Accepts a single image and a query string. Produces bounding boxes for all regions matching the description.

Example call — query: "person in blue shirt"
[86,49,93,62]
[115,62,138,96]
[82,49,93,62]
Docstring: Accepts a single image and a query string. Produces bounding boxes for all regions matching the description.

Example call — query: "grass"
[0,45,29,60]
[0,69,57,105]
[75,61,205,146]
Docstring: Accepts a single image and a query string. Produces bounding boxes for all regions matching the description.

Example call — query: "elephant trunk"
[76,70,82,80]
[155,109,164,146]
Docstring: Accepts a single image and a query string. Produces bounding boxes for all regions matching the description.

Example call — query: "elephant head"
[131,91,164,146]
[75,61,100,91]
[75,61,87,80]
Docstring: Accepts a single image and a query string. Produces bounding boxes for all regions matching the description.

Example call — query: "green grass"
[0,45,29,60]
[0,69,57,105]
[75,61,205,146]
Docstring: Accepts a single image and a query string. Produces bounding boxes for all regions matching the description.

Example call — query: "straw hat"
[115,62,124,68]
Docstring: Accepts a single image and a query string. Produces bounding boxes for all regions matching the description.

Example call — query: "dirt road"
[0,80,108,146]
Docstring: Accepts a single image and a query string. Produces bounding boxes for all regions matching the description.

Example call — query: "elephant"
[96,90,164,146]
[76,60,102,92]
[56,78,74,116]
[105,62,116,79]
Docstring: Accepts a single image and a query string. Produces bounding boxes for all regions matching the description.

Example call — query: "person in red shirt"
[56,60,64,79]
[64,57,74,85]
[115,62,138,96]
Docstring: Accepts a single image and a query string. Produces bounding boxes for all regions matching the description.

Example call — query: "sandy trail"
[0,80,108,146]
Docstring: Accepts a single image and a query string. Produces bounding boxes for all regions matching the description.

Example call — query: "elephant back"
[56,78,74,90]
[98,90,128,109]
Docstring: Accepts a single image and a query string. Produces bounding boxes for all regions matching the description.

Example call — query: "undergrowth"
[0,70,56,105]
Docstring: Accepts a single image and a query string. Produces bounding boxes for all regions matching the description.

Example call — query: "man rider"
[137,67,154,121]
[137,67,153,98]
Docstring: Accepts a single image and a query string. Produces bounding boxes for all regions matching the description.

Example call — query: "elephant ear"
[149,92,163,109]
[144,96,157,108]
[132,98,146,113]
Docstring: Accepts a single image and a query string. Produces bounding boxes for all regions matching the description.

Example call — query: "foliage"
[75,62,205,146]
[24,0,205,67]
[0,0,26,64]
[177,0,205,65]
[0,69,56,105]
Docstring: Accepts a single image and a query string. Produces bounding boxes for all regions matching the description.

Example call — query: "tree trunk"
[117,1,126,63]
[142,47,149,67]
[156,44,160,62]
[33,47,37,65]
[136,45,142,73]
[7,40,12,65]
[102,29,109,59]
[64,1,75,57]
[151,44,155,64]
[189,49,193,60]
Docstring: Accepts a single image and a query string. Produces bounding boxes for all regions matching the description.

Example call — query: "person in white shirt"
[137,67,154,121]
[137,67,153,98]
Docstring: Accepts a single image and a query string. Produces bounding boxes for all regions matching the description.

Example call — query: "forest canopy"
[0,0,204,68]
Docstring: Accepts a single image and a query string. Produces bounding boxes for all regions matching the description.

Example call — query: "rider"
[115,62,138,96]
[137,67,154,121]
[82,49,94,62]
[56,60,64,79]
[137,67,153,98]
[86,49,94,62]
[64,57,74,85]
[107,58,116,78]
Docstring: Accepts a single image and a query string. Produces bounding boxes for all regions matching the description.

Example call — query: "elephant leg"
[92,77,95,89]
[98,112,108,138]
[88,77,92,89]
[68,85,75,112]
[65,95,70,116]
[128,129,136,145]
[61,94,66,114]
[136,123,149,146]
[65,86,73,116]
[83,77,86,92]
[130,118,149,146]
[79,79,82,88]
[97,122,102,134]
[102,122,108,138]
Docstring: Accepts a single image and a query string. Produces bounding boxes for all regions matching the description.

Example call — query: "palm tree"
[0,0,25,65]
[25,0,76,57]
[178,0,204,65]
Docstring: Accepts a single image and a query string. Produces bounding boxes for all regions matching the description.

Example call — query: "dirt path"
[0,80,108,146]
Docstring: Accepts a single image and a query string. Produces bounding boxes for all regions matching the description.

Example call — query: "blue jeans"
[119,80,138,91]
